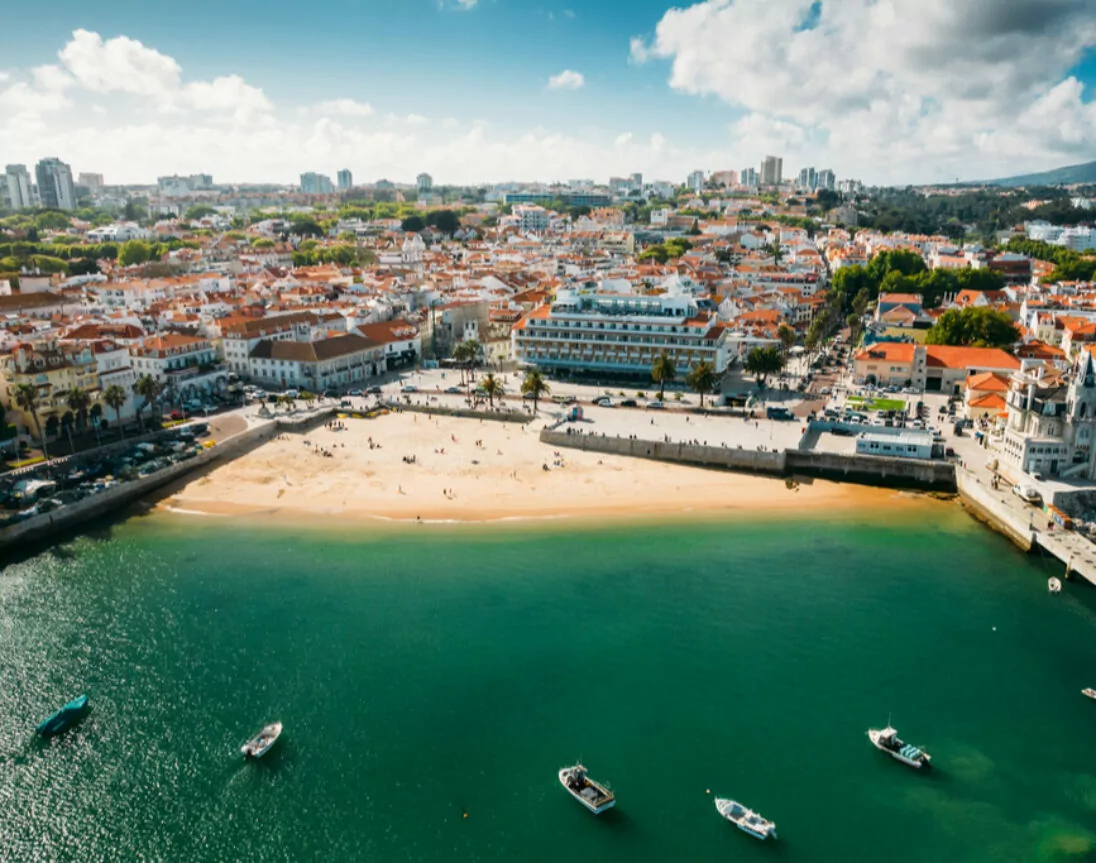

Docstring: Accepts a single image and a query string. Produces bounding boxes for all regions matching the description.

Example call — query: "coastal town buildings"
[852,343,1020,392]
[0,340,100,436]
[246,333,382,391]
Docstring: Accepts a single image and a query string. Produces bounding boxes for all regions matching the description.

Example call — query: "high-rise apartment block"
[4,165,34,210]
[300,172,335,194]
[337,169,353,191]
[78,172,104,189]
[760,155,783,186]
[816,169,836,191]
[740,167,758,187]
[36,157,77,211]
[417,173,433,194]
[686,170,705,192]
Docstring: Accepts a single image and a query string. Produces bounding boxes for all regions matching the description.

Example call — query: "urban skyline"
[2,2,1095,186]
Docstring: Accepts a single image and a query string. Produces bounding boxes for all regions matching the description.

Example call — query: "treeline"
[0,238,199,275]
[638,237,692,263]
[1002,238,1096,283]
[291,242,375,267]
[831,249,1005,310]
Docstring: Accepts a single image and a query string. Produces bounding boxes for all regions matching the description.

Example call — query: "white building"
[247,333,383,391]
[337,169,353,191]
[512,285,730,375]
[760,156,783,186]
[687,170,705,192]
[86,222,150,243]
[130,334,227,404]
[35,158,76,211]
[514,205,549,235]
[300,173,334,194]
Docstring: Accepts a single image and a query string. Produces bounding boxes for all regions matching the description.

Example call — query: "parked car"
[401,385,417,393]
[592,396,614,407]
[646,400,665,409]
[347,389,363,397]
[366,386,383,395]
[444,386,462,394]
[1013,484,1042,503]
[619,399,639,408]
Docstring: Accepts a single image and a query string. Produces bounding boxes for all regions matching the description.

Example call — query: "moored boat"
[868,725,931,769]
[558,764,615,814]
[241,722,282,759]
[36,694,89,737]
[714,797,777,840]
[1083,688,1096,700]
[1049,577,1062,593]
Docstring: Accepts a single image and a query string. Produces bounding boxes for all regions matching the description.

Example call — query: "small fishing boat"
[1082,688,1096,700]
[1049,577,1062,593]
[714,797,778,840]
[558,764,615,814]
[241,722,282,759]
[36,694,89,737]
[868,725,932,769]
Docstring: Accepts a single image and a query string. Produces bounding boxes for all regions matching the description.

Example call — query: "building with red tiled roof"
[853,342,1020,392]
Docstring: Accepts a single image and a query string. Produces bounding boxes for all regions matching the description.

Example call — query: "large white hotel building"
[511,287,732,376]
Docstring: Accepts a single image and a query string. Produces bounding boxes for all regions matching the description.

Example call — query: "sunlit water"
[2,504,1096,862]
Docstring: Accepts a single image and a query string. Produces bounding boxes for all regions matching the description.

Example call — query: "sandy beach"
[161,412,924,524]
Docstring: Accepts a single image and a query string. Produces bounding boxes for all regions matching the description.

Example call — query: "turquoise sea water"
[2,505,1096,862]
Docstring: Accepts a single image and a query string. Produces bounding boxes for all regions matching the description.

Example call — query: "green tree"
[428,210,461,235]
[250,237,275,249]
[134,374,162,430]
[650,352,677,401]
[401,215,426,233]
[777,323,796,357]
[521,370,551,414]
[289,217,324,238]
[480,373,505,409]
[118,239,152,266]
[14,383,48,460]
[103,383,128,440]
[35,211,71,231]
[65,386,91,437]
[686,360,718,409]
[744,346,783,386]
[184,205,217,221]
[852,287,872,317]
[925,307,1019,348]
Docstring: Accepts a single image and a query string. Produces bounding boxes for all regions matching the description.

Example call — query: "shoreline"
[157,412,942,529]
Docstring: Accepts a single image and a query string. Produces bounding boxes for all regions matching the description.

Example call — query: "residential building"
[965,371,1010,421]
[1002,355,1096,480]
[512,287,730,376]
[91,339,138,421]
[0,340,100,438]
[710,170,738,187]
[356,320,421,371]
[503,190,611,207]
[816,169,836,191]
[417,173,433,194]
[514,204,550,234]
[221,313,315,376]
[760,155,783,186]
[838,178,862,195]
[36,157,77,210]
[852,343,1020,392]
[797,167,817,190]
[246,333,383,391]
[300,172,335,194]
[78,172,104,189]
[130,334,227,404]
[86,223,150,243]
[157,174,213,196]
[5,165,33,210]
[337,169,353,191]
[874,293,926,326]
[740,167,758,187]
[0,175,8,209]
[630,172,643,190]
[687,170,705,193]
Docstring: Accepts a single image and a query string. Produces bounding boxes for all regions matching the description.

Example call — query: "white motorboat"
[1049,577,1062,593]
[558,764,615,814]
[868,725,931,769]
[1082,688,1096,700]
[241,722,282,759]
[714,797,777,840]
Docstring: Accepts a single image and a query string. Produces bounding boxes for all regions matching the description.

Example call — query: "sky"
[2,0,1096,187]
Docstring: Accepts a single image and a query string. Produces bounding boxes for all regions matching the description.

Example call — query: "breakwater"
[541,429,957,492]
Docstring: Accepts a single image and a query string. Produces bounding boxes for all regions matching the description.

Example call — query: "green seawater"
[3,505,1096,862]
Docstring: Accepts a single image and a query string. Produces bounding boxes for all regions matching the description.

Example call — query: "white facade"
[514,205,549,234]
[5,164,34,210]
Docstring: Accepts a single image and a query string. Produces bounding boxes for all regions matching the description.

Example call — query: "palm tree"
[521,369,550,414]
[134,375,162,431]
[103,384,128,440]
[777,323,796,358]
[89,402,103,446]
[301,391,317,410]
[452,341,471,385]
[686,360,718,409]
[650,352,677,401]
[462,339,482,383]
[480,373,505,409]
[66,386,91,440]
[60,411,76,453]
[276,394,293,412]
[14,383,48,460]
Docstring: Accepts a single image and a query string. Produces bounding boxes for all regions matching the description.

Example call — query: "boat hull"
[558,768,615,814]
[868,730,930,768]
[714,798,777,840]
[241,722,282,759]
[36,695,89,737]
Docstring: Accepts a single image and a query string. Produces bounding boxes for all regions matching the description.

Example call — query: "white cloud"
[183,75,272,120]
[0,71,10,83]
[563,9,575,18]
[58,29,181,97]
[633,0,1096,183]
[0,82,72,113]
[548,69,585,90]
[315,97,374,117]
[614,132,633,147]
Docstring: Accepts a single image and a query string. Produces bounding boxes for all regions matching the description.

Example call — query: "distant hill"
[986,160,1096,187]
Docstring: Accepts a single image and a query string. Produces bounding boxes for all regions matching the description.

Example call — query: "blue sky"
[2,0,1095,185]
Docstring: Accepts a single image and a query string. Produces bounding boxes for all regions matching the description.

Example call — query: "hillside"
[987,160,1096,187]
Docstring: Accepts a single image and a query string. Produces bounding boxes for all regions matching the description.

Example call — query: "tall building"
[157,174,214,196]
[35,157,77,211]
[760,155,783,187]
[300,172,334,194]
[740,167,758,187]
[337,169,353,191]
[630,172,643,190]
[417,173,433,194]
[686,170,705,192]
[816,169,836,191]
[710,170,738,187]
[796,167,818,190]
[78,172,104,189]
[4,165,33,210]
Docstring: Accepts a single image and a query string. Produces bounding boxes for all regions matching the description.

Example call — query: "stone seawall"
[540,430,786,474]
[541,429,957,491]
[395,403,534,425]
[0,422,278,556]
[956,468,1035,552]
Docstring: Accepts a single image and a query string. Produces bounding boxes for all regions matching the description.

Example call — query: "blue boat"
[36,694,89,737]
